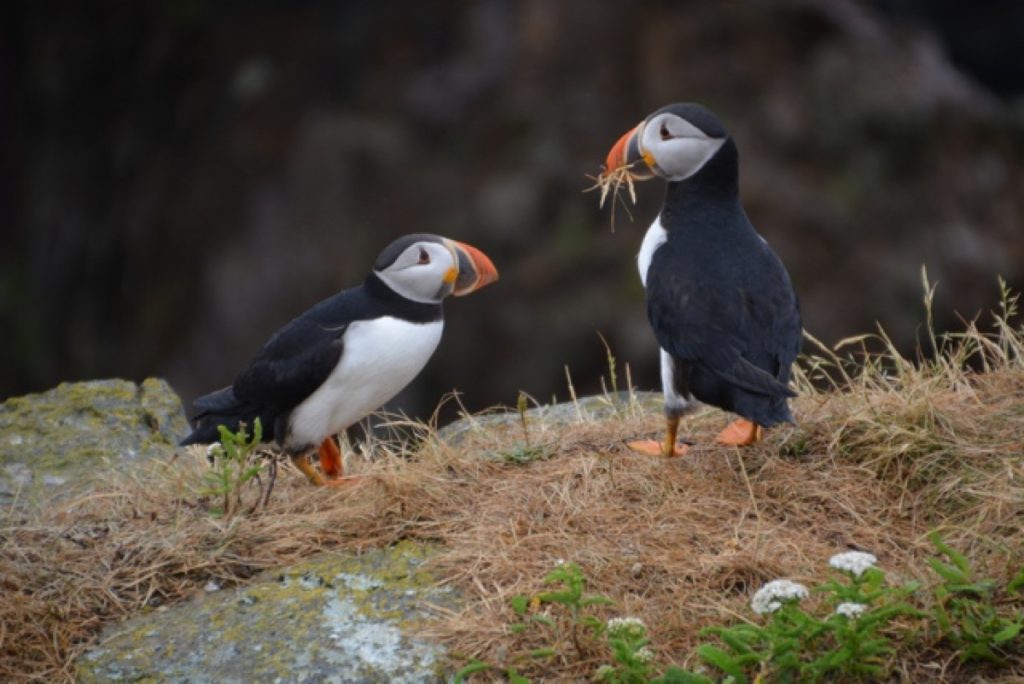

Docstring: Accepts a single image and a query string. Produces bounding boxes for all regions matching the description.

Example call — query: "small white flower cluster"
[829,551,878,577]
[835,602,868,619]
[595,645,654,680]
[750,579,809,615]
[634,646,655,663]
[606,616,648,639]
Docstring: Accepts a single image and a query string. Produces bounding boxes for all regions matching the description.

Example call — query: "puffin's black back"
[180,274,442,446]
[645,133,802,426]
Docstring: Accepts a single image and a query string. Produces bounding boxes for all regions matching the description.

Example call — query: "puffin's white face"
[637,112,725,182]
[374,240,459,304]
[372,234,499,304]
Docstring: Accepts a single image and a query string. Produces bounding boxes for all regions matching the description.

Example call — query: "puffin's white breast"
[285,317,443,450]
[637,215,668,287]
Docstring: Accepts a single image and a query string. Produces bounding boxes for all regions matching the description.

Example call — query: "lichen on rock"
[0,378,188,501]
[78,542,456,683]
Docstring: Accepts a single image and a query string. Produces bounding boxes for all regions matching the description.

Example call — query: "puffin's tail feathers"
[689,365,796,428]
[179,386,261,446]
[719,357,797,399]
[192,386,240,413]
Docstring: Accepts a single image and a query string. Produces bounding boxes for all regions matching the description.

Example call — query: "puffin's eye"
[659,122,672,141]
[417,248,430,264]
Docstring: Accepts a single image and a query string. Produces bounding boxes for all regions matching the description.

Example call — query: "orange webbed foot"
[715,419,763,446]
[627,439,689,458]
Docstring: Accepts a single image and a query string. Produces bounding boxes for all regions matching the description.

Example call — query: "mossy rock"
[0,378,188,501]
[78,542,456,683]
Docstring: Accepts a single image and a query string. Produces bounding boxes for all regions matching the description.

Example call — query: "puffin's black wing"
[181,289,365,445]
[645,237,801,404]
[232,297,356,410]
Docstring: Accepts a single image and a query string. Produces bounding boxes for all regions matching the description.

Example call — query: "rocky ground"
[2,341,1022,682]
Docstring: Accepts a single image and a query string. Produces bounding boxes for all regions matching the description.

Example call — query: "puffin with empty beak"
[181,234,498,484]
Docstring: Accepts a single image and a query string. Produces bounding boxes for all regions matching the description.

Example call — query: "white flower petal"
[829,551,878,577]
[606,616,647,638]
[835,602,868,618]
[751,579,809,614]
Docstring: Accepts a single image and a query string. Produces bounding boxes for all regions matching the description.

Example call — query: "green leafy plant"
[697,553,920,683]
[200,419,270,517]
[1009,568,1024,595]
[455,562,712,683]
[928,532,1024,663]
[455,563,612,682]
[452,659,529,684]
[527,561,614,657]
[652,669,713,684]
[806,552,922,679]
[595,617,657,683]
[697,579,813,683]
[456,546,1024,683]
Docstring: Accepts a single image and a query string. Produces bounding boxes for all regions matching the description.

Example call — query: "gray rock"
[78,542,456,683]
[439,390,665,445]
[0,378,188,501]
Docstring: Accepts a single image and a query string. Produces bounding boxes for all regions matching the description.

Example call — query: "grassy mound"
[2,280,1022,682]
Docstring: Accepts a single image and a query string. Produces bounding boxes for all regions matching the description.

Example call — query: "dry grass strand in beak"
[584,162,641,231]
[584,163,639,209]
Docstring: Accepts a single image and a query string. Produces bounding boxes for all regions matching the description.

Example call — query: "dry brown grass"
[584,163,642,231]
[2,283,1023,682]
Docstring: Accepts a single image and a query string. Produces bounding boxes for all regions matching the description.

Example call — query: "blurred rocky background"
[2,0,1023,425]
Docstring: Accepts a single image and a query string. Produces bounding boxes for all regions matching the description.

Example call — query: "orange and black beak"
[604,121,655,180]
[447,240,499,296]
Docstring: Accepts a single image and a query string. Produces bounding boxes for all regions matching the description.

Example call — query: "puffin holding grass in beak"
[601,103,801,456]
[181,234,498,485]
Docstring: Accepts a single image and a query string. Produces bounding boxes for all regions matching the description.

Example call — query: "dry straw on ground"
[2,281,1023,682]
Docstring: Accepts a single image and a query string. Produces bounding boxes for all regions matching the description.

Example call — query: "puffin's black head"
[372,233,498,304]
[605,102,730,183]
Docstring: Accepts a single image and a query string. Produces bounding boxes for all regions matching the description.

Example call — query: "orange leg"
[628,415,689,457]
[290,453,327,486]
[715,419,763,446]
[288,438,361,487]
[318,436,361,487]
[318,437,343,479]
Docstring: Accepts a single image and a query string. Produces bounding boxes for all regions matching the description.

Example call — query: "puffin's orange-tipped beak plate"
[450,240,499,296]
[604,121,652,178]
[606,125,636,173]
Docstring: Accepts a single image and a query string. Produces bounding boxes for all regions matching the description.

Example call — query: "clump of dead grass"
[2,278,1023,682]
[585,165,638,211]
[584,162,643,230]
[789,274,1024,532]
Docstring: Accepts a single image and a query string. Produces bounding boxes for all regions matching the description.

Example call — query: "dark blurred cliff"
[2,0,1023,422]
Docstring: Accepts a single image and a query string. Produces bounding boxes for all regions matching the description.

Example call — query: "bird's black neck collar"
[661,137,740,224]
[363,272,444,323]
